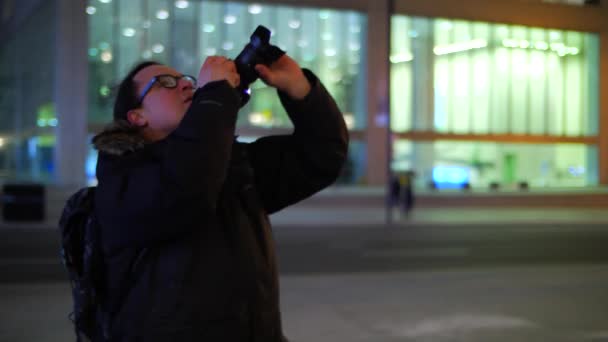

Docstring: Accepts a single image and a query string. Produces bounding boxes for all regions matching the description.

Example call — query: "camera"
[234,25,285,107]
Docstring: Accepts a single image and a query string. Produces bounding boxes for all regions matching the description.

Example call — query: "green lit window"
[390,16,599,137]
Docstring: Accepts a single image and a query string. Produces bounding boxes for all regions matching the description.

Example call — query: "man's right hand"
[197,56,240,89]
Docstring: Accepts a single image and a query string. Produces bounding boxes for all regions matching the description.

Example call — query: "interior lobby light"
[534,41,549,50]
[205,47,217,56]
[100,51,113,63]
[86,6,97,15]
[343,113,355,130]
[152,44,164,53]
[0,138,4,148]
[222,42,234,51]
[98,0,111,3]
[324,48,337,57]
[288,20,301,29]
[390,52,413,63]
[224,15,237,24]
[156,10,169,20]
[248,4,263,14]
[175,0,189,9]
[434,39,487,55]
[202,24,215,33]
[122,28,136,37]
[319,11,330,20]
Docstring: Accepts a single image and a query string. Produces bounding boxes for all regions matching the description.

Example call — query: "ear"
[127,109,148,127]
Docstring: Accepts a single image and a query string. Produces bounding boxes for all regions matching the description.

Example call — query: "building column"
[599,28,608,185]
[54,0,88,187]
[365,0,391,186]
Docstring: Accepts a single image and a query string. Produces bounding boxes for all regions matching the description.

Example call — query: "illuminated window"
[88,0,367,131]
[390,16,599,137]
[393,140,597,189]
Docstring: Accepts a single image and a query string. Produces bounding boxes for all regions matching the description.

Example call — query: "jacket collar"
[92,120,146,156]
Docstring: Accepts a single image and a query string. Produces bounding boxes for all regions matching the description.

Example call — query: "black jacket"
[92,70,348,341]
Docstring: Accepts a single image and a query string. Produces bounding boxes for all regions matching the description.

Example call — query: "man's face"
[131,64,195,138]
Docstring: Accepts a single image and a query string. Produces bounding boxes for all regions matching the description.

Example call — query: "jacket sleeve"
[247,69,349,215]
[96,80,240,250]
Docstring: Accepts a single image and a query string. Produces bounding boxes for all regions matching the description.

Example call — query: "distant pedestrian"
[401,171,415,216]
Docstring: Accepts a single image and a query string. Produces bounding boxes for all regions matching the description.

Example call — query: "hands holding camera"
[197,54,311,101]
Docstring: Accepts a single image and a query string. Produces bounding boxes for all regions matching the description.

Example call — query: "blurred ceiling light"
[349,42,360,51]
[534,41,549,50]
[324,48,337,57]
[202,24,215,33]
[175,0,189,9]
[98,0,111,3]
[288,20,301,29]
[156,10,169,20]
[224,15,237,24]
[343,113,355,130]
[152,44,165,53]
[101,51,113,63]
[86,6,97,15]
[321,33,333,41]
[248,4,263,14]
[222,41,234,51]
[434,39,487,55]
[518,40,530,49]
[440,21,453,30]
[122,28,136,37]
[248,112,271,127]
[319,11,330,20]
[0,138,4,148]
[549,31,561,41]
[205,47,217,56]
[502,39,519,48]
[389,52,413,63]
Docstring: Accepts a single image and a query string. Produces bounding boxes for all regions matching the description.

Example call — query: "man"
[91,53,348,341]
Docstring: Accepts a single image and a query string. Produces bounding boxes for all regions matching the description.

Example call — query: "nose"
[179,77,194,92]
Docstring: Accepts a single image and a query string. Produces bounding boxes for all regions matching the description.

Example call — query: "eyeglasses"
[138,74,197,104]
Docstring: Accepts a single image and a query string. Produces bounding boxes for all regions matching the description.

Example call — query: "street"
[0,211,607,341]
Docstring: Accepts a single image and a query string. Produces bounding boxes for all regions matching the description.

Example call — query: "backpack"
[59,187,110,341]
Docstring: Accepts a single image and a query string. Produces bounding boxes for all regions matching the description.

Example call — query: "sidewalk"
[270,205,608,226]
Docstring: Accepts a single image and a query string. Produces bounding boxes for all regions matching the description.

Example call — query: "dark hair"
[113,61,161,121]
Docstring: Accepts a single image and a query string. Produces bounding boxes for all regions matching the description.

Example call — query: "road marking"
[363,247,470,258]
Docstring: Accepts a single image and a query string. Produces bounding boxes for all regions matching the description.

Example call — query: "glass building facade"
[86,0,367,185]
[0,1,57,183]
[0,0,604,190]
[390,16,599,189]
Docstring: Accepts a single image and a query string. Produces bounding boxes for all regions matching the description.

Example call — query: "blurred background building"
[0,0,606,197]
